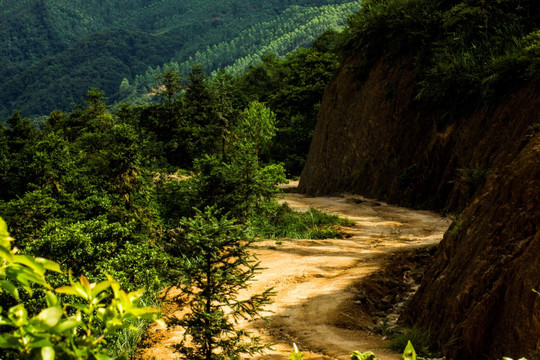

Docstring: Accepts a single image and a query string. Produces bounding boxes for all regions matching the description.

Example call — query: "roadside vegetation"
[339,0,540,117]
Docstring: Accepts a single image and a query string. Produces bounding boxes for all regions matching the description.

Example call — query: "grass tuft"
[252,204,354,240]
[388,327,432,357]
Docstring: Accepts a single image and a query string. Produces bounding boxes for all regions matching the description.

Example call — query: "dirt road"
[141,183,450,359]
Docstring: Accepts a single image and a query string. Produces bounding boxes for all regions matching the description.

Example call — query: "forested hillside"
[0,24,348,355]
[0,0,360,119]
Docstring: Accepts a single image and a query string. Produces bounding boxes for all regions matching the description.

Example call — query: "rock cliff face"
[299,55,540,359]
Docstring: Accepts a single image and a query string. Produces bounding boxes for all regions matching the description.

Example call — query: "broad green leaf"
[106,317,123,328]
[55,285,80,296]
[94,353,113,360]
[45,291,59,307]
[127,288,145,302]
[0,218,7,233]
[0,218,11,240]
[351,351,377,360]
[12,266,48,287]
[67,303,94,316]
[155,319,167,329]
[0,245,13,263]
[13,255,46,275]
[56,283,88,299]
[51,318,82,334]
[36,258,62,273]
[90,280,113,298]
[8,304,28,326]
[0,314,13,326]
[0,334,20,349]
[0,280,19,299]
[127,307,160,319]
[42,346,55,360]
[80,275,92,292]
[28,338,54,348]
[107,274,121,298]
[34,307,64,329]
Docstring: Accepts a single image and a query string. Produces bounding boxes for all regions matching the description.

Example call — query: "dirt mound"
[353,248,434,330]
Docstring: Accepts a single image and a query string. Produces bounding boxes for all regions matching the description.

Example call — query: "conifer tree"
[169,207,274,360]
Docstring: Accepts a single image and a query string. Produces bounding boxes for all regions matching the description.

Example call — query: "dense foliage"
[0,0,360,119]
[0,217,160,360]
[0,25,345,352]
[339,0,540,116]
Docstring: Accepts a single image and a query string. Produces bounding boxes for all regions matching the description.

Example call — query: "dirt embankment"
[298,54,540,358]
[299,57,540,212]
[405,133,540,359]
[139,187,449,359]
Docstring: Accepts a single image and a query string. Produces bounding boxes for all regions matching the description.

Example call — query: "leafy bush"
[339,0,540,114]
[0,217,160,360]
[351,350,377,360]
[457,167,491,197]
[388,327,432,358]
[350,340,444,360]
[289,343,305,360]
[339,0,439,59]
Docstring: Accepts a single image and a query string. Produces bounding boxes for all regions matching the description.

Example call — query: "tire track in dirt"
[140,182,449,359]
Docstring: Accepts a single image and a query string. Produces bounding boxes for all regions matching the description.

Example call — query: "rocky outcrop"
[299,55,540,358]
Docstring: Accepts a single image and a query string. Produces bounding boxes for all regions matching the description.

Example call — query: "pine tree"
[169,207,274,360]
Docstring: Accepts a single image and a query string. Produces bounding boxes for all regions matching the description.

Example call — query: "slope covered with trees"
[0,25,346,354]
[0,0,360,119]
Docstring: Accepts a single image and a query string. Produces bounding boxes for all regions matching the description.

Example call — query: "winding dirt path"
[140,182,450,359]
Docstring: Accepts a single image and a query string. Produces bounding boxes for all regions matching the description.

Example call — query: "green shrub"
[457,167,491,197]
[446,214,464,239]
[0,217,161,360]
[167,207,274,360]
[351,350,377,360]
[340,0,540,115]
[340,0,439,59]
[289,343,305,360]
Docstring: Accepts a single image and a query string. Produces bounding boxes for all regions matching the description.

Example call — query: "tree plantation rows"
[0,0,360,119]
[123,2,360,103]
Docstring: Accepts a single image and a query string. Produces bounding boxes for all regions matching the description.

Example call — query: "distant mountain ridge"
[0,0,360,119]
